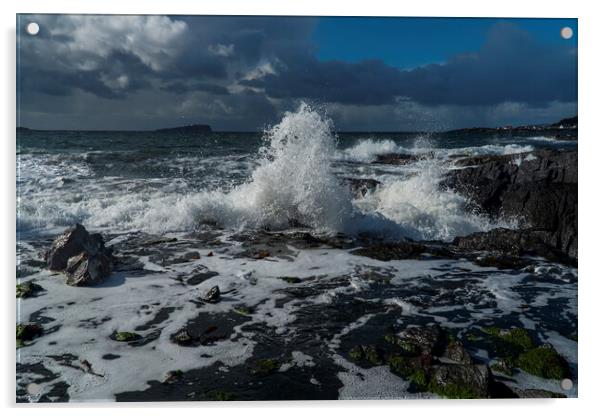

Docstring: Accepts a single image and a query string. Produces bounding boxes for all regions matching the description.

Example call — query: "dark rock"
[45,224,113,285]
[453,228,574,266]
[65,251,113,286]
[16,281,43,298]
[187,271,219,286]
[16,323,44,347]
[373,153,432,165]
[163,370,184,384]
[444,150,577,262]
[204,286,221,303]
[398,324,445,356]
[472,253,531,270]
[343,178,381,197]
[443,341,473,364]
[428,364,491,399]
[247,358,280,376]
[513,388,566,398]
[171,328,196,346]
[351,241,426,261]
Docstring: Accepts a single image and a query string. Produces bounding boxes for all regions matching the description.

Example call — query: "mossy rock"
[363,345,383,365]
[233,306,253,316]
[279,276,302,284]
[490,359,514,376]
[427,364,490,399]
[248,358,280,375]
[348,345,383,366]
[427,379,483,399]
[387,355,429,388]
[16,281,43,298]
[481,326,535,354]
[516,346,571,379]
[383,333,399,345]
[349,346,364,361]
[206,390,237,401]
[113,331,142,342]
[16,323,43,348]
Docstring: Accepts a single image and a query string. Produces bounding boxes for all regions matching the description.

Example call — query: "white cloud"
[43,15,188,72]
[208,43,235,57]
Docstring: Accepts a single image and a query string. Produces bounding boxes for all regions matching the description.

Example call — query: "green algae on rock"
[16,323,43,348]
[112,331,142,342]
[516,345,571,379]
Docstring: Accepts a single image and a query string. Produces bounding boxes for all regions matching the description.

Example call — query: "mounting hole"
[26,22,40,36]
[561,378,573,390]
[26,383,42,395]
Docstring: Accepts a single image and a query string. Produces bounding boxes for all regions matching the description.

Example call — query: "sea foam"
[18,103,512,240]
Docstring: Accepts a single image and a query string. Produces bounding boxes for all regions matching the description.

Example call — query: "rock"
[443,341,473,364]
[247,358,280,375]
[490,359,514,376]
[472,253,531,270]
[373,153,432,165]
[343,178,381,197]
[348,345,383,366]
[279,276,302,284]
[65,251,113,286]
[428,364,491,399]
[112,332,142,342]
[453,228,574,266]
[514,389,566,398]
[163,370,184,384]
[45,224,113,285]
[204,286,221,303]
[398,324,445,356]
[444,150,577,262]
[171,328,196,346]
[16,323,43,348]
[516,345,571,380]
[351,241,426,261]
[16,281,43,298]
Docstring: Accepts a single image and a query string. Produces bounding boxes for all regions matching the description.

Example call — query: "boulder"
[64,251,113,286]
[397,324,445,356]
[442,341,473,365]
[204,286,221,303]
[453,228,574,266]
[444,150,577,262]
[45,224,113,286]
[428,364,491,399]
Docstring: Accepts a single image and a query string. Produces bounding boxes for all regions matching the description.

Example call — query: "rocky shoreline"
[16,148,577,401]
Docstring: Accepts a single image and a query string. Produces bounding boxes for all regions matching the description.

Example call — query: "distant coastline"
[16,116,577,136]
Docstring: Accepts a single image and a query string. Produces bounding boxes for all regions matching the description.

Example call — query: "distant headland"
[153,124,212,134]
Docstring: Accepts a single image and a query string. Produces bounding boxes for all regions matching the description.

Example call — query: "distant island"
[154,124,212,134]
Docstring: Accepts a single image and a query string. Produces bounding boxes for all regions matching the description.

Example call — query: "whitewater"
[15,103,550,241]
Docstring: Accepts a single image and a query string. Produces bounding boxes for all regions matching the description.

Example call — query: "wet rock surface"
[17,223,577,401]
[444,149,577,262]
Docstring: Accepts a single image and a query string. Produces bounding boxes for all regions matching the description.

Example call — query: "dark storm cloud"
[17,15,576,130]
[161,81,230,96]
[247,22,576,107]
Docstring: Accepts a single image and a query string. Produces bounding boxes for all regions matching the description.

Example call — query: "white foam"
[17,103,520,241]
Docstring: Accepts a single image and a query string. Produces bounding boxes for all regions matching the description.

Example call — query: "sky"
[17,15,577,131]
